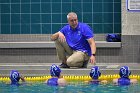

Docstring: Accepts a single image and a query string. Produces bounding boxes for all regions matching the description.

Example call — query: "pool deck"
[0,63,140,76]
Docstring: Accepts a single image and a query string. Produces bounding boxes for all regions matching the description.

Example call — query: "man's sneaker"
[59,63,70,68]
[81,60,88,68]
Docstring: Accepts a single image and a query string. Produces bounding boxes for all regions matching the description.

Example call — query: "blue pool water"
[0,82,140,93]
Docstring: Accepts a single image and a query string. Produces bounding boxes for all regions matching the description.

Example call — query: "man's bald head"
[67,12,77,19]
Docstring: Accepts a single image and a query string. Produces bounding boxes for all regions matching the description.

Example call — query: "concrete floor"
[0,63,140,76]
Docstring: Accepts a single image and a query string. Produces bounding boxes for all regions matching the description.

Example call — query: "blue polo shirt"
[60,22,94,56]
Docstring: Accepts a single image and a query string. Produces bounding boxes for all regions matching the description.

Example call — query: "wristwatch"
[92,54,96,56]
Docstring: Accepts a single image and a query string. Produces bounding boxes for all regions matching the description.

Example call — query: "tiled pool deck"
[0,63,140,76]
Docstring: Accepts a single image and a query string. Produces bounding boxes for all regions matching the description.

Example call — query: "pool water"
[0,82,140,93]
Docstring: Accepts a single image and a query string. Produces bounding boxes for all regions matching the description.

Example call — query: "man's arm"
[87,38,96,64]
[51,32,66,42]
[51,32,59,41]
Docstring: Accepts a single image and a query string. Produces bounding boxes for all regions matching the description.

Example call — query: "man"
[51,12,96,68]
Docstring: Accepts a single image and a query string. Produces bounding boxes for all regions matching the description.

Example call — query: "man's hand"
[90,55,96,64]
[58,32,66,42]
[50,32,59,41]
[50,32,66,42]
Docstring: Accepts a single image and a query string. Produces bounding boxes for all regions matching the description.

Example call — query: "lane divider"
[0,74,140,82]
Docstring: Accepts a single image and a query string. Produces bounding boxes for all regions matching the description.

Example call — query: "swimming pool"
[0,75,140,93]
[0,82,140,93]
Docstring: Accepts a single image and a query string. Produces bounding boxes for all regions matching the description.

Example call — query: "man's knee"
[55,39,67,47]
[67,58,83,67]
[55,39,60,44]
[66,58,73,66]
